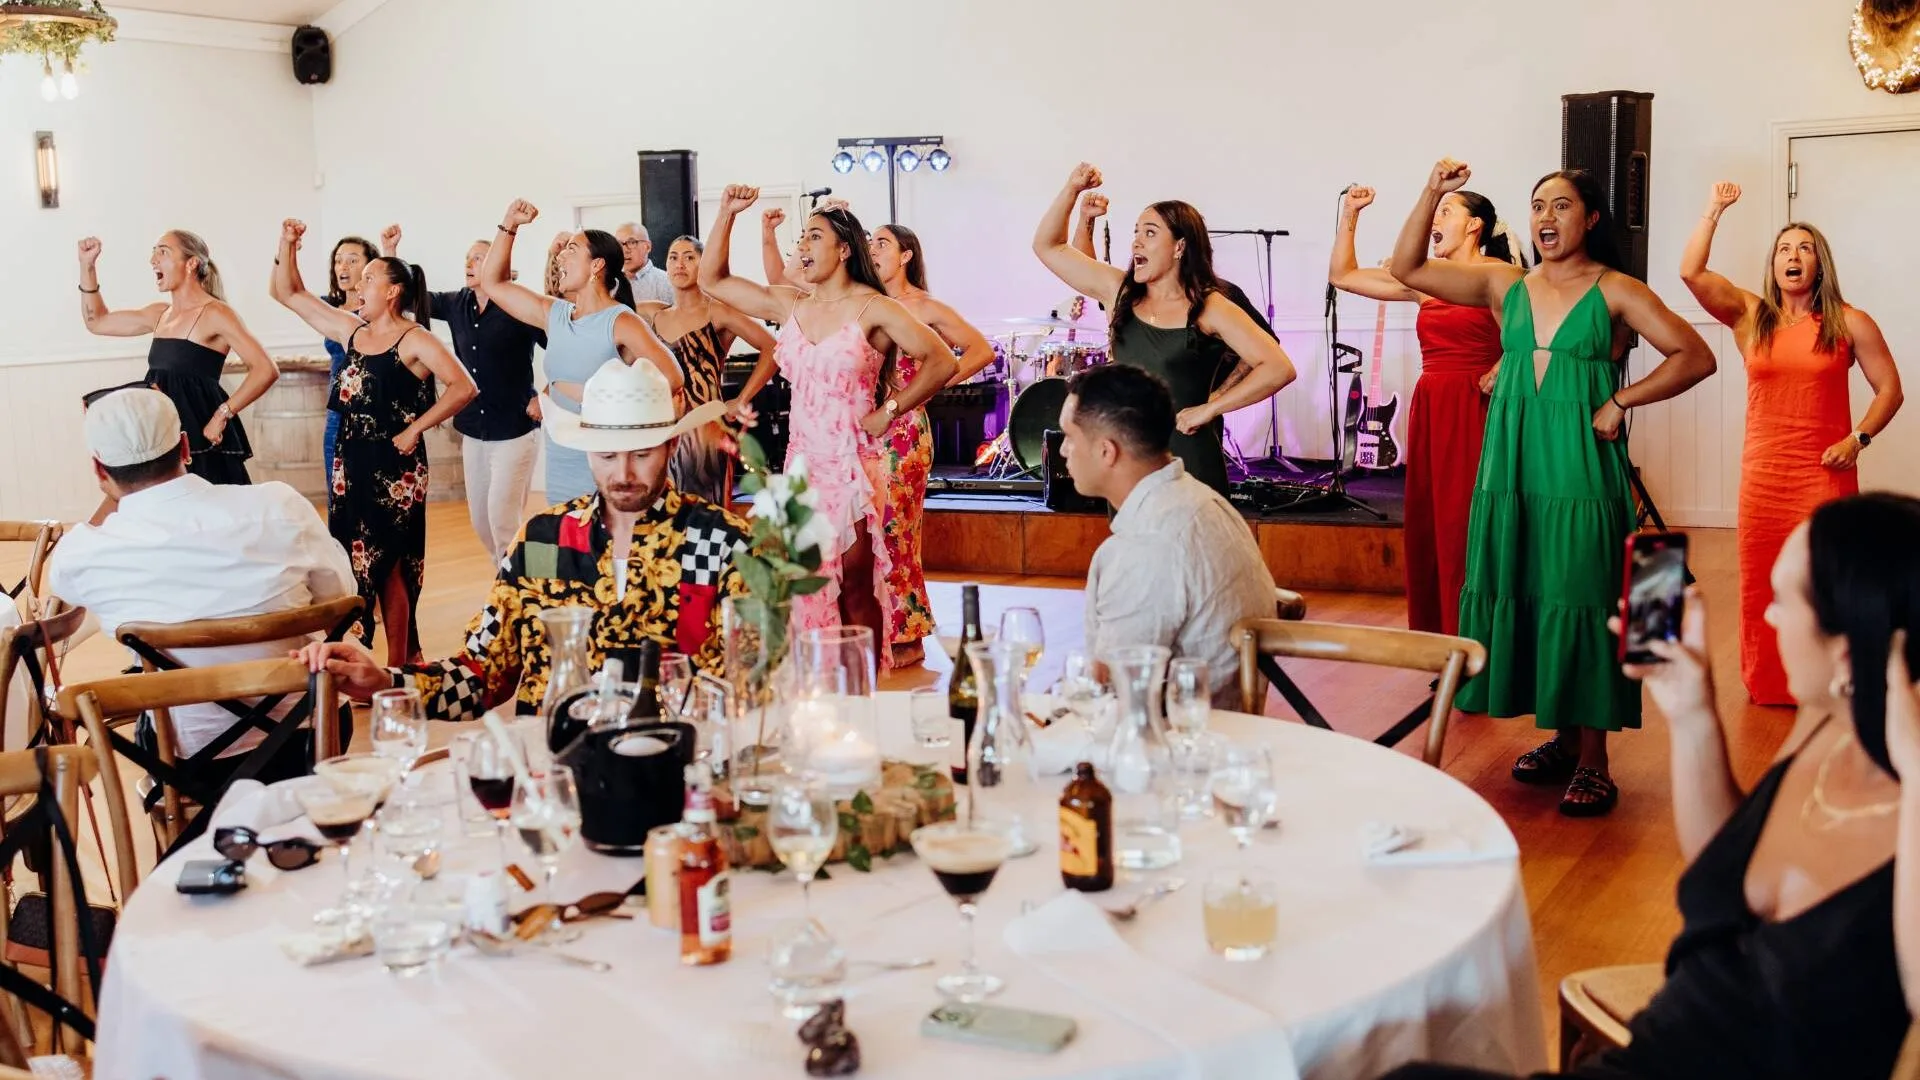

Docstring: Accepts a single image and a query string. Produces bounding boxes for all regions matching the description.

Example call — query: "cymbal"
[997,315,1106,332]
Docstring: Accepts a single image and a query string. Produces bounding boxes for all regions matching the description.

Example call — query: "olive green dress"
[1455,277,1641,731]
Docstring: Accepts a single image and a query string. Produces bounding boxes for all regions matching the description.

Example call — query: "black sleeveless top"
[1110,310,1233,496]
[145,309,251,484]
[1583,747,1909,1080]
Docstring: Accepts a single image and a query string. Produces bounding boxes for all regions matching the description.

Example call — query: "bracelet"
[217,403,234,420]
[77,284,99,294]
[497,225,517,236]
[1611,392,1630,411]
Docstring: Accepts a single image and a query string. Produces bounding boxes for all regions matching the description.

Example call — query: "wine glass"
[1209,744,1278,850]
[369,688,428,785]
[1166,659,1211,736]
[766,777,846,1016]
[464,728,518,821]
[510,765,582,905]
[1055,648,1112,738]
[911,821,1013,1002]
[997,607,1045,690]
[296,781,379,926]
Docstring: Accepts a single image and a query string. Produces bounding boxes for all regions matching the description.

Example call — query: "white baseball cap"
[84,387,184,467]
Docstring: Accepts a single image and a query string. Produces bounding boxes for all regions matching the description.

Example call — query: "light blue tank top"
[541,300,625,504]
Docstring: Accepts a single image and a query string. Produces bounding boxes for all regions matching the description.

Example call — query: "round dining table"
[95,698,1546,1080]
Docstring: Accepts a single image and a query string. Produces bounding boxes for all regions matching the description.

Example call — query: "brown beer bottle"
[1059,761,1114,892]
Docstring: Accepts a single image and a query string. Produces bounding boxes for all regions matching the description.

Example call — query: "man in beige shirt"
[1060,364,1277,705]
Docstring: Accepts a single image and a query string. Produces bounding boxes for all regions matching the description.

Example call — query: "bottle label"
[697,871,731,947]
[1059,807,1100,878]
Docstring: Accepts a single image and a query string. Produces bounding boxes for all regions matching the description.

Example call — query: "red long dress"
[1405,298,1502,635]
[1738,314,1858,706]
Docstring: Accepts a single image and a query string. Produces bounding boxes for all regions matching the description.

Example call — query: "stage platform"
[920,465,1408,593]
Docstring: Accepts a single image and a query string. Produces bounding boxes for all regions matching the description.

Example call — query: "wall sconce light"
[36,131,59,210]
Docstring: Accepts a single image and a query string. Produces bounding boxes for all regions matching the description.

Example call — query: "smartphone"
[175,859,247,896]
[921,1003,1077,1054]
[1620,532,1689,664]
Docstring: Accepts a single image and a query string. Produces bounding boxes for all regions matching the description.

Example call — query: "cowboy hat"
[543,359,727,453]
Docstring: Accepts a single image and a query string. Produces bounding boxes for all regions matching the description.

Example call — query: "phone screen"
[1622,533,1689,664]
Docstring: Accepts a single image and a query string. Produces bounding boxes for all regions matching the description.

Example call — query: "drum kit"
[967,307,1111,477]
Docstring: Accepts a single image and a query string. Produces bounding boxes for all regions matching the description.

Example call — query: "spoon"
[468,931,611,973]
[1107,877,1187,922]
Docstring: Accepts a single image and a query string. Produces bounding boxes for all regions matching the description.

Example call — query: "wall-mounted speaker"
[638,150,698,270]
[291,25,331,85]
[1560,91,1653,283]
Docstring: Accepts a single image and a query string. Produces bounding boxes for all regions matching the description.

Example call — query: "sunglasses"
[213,826,325,871]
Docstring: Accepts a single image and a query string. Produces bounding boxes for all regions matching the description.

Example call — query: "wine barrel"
[222,357,329,499]
[224,358,466,503]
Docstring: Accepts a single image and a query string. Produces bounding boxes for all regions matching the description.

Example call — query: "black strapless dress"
[146,336,252,485]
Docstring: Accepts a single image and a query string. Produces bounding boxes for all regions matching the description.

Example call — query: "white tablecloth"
[95,699,1545,1080]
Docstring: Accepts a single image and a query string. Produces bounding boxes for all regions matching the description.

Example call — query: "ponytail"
[1485,221,1529,268]
[611,273,637,311]
[201,259,226,302]
[367,256,429,324]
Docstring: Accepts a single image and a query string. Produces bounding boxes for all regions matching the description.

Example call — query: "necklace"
[807,290,858,304]
[1801,729,1901,831]
[1780,309,1813,329]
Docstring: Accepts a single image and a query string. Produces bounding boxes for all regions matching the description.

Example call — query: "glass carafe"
[538,607,596,753]
[1103,645,1180,870]
[965,641,1040,857]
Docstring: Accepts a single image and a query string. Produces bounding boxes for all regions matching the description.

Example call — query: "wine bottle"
[1059,761,1114,892]
[948,583,983,785]
[615,640,663,721]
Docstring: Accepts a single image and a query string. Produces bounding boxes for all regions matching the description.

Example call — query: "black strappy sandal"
[1511,736,1580,785]
[1559,767,1619,818]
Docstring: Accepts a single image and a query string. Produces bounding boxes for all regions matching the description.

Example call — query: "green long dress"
[1454,277,1641,731]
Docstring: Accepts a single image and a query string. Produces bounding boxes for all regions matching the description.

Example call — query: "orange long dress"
[1738,314,1858,706]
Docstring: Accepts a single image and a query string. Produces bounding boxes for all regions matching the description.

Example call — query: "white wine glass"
[369,688,428,785]
[509,765,582,905]
[1209,744,1278,850]
[766,777,846,1016]
[997,607,1044,690]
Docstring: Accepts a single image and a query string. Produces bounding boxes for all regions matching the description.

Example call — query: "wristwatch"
[883,397,900,419]
[1854,431,1872,448]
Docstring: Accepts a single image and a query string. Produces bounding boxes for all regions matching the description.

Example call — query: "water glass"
[1055,649,1113,739]
[1170,730,1225,821]
[909,690,952,750]
[659,652,696,721]
[1166,659,1211,735]
[1202,871,1278,962]
[510,765,582,904]
[376,796,444,866]
[370,896,457,976]
[369,688,428,783]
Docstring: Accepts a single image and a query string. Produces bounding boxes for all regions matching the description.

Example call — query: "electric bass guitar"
[1353,301,1402,470]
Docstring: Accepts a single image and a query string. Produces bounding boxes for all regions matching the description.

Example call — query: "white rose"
[749,487,786,526]
[794,509,839,555]
[786,454,809,481]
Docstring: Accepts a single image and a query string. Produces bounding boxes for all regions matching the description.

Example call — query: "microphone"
[803,187,833,199]
[1339,182,1359,195]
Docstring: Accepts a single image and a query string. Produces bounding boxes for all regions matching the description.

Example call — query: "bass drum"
[1008,377,1070,474]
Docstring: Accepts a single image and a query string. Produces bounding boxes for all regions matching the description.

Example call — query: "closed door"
[1787,129,1920,497]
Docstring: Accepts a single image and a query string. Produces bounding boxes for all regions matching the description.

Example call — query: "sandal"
[1559,767,1619,818]
[1511,736,1579,785]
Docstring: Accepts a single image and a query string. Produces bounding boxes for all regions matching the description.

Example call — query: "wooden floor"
[9,499,1788,1051]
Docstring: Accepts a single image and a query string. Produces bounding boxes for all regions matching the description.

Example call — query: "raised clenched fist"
[501,200,539,229]
[720,185,760,215]
[1427,158,1471,196]
[1067,162,1104,193]
[77,237,102,268]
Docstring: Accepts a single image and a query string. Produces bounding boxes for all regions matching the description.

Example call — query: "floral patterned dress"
[879,352,935,652]
[328,325,433,658]
[772,308,901,666]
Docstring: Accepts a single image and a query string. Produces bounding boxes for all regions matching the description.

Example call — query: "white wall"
[303,0,1920,527]
[0,38,322,522]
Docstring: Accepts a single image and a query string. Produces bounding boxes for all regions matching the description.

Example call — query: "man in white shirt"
[45,388,355,770]
[1061,364,1277,706]
[616,222,675,305]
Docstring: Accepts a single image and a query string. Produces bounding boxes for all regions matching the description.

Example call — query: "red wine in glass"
[470,775,516,819]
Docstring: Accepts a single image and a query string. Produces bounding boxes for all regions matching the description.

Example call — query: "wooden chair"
[0,523,62,620]
[0,745,127,1061]
[0,607,92,883]
[59,656,339,856]
[1230,618,1486,767]
[1273,587,1307,622]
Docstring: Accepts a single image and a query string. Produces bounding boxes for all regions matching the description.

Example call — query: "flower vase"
[723,595,794,808]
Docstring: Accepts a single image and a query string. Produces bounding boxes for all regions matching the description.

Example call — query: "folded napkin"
[1004,893,1301,1079]
[1028,720,1099,777]
[1361,821,1520,867]
[207,777,328,857]
[279,929,374,967]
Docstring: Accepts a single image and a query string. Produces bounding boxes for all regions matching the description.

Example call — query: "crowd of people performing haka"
[71,153,1903,815]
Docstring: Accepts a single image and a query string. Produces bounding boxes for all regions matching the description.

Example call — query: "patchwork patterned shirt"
[393,488,749,722]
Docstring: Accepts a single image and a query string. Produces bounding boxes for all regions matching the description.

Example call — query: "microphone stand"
[1207,227,1303,474]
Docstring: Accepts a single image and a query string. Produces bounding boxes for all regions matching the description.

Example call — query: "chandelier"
[1,2,117,100]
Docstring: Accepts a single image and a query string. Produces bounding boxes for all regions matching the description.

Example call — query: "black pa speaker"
[638,150,698,270]
[291,26,331,85]
[1042,430,1105,514]
[1560,91,1653,283]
